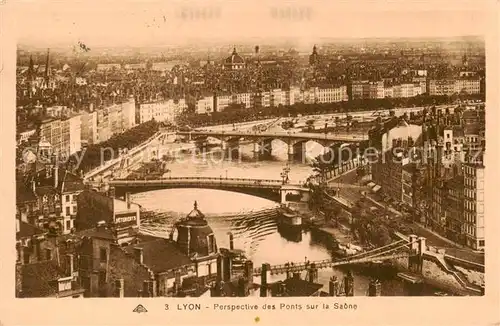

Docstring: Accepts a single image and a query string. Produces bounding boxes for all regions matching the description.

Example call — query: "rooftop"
[464,123,481,135]
[16,182,37,204]
[17,221,45,240]
[20,261,66,298]
[270,278,323,297]
[126,238,192,273]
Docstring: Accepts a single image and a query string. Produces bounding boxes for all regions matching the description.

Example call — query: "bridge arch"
[110,179,284,202]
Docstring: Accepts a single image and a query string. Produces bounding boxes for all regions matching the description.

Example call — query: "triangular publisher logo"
[133,304,148,313]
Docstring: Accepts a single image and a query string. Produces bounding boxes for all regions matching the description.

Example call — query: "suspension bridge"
[253,238,421,276]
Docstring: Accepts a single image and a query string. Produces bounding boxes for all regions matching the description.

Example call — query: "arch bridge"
[177,130,367,161]
[108,177,311,204]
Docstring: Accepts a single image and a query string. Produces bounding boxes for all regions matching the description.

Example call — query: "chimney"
[115,279,124,298]
[418,237,427,256]
[174,270,182,296]
[34,237,41,261]
[368,279,382,296]
[308,263,318,283]
[66,254,74,276]
[222,255,232,282]
[216,255,223,284]
[108,187,115,199]
[279,282,287,296]
[96,220,106,231]
[53,165,59,188]
[244,260,254,289]
[344,271,354,297]
[237,277,247,297]
[329,276,338,296]
[16,217,20,233]
[21,210,28,223]
[228,233,234,250]
[133,247,143,264]
[126,192,131,209]
[142,280,153,297]
[260,263,270,297]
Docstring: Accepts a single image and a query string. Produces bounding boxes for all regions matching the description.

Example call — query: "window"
[72,206,77,214]
[479,240,485,247]
[100,248,107,262]
[46,249,52,260]
[66,220,71,230]
[66,207,70,216]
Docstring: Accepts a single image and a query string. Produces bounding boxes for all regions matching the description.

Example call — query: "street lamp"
[225,169,228,179]
[280,164,291,185]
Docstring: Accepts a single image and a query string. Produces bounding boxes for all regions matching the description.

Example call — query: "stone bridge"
[177,130,367,161]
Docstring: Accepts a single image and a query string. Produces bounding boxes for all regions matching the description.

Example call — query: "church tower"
[309,45,319,66]
[44,48,52,89]
[27,55,35,98]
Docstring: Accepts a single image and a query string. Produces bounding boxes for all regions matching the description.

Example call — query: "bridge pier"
[329,276,339,296]
[408,235,426,273]
[287,141,306,163]
[221,140,241,161]
[253,140,273,160]
[307,263,318,283]
[260,263,271,297]
[344,271,354,297]
[368,279,382,296]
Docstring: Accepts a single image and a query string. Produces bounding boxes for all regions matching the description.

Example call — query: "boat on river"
[277,206,302,227]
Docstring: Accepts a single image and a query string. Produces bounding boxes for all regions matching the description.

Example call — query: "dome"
[175,201,217,257]
[223,48,245,70]
[38,139,52,148]
[186,201,205,220]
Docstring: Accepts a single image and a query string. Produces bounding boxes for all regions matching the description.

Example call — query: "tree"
[311,159,329,185]
[305,119,315,131]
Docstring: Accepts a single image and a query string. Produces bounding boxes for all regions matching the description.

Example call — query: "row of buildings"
[137,86,348,123]
[371,106,485,250]
[19,97,137,157]
[351,76,481,100]
[137,76,481,124]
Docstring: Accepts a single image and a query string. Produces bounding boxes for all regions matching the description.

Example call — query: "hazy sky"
[11,0,490,48]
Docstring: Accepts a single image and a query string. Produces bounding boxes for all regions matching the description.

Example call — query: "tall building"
[195,96,214,115]
[463,161,485,250]
[95,97,138,143]
[39,115,81,158]
[80,111,98,145]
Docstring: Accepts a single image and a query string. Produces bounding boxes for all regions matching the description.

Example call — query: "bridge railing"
[253,251,410,275]
[84,131,164,180]
[177,131,367,141]
[111,177,285,183]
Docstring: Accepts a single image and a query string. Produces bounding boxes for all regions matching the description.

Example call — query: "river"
[131,142,448,296]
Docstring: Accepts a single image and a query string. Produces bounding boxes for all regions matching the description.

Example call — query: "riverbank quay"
[295,207,484,296]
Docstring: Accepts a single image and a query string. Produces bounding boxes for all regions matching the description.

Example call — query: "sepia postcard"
[0,0,499,325]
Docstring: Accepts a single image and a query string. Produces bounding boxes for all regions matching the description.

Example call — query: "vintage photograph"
[13,3,486,299]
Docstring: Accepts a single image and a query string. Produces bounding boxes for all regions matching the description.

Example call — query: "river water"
[131,141,446,296]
